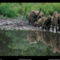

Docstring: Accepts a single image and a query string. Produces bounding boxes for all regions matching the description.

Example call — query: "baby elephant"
[42,15,51,31]
[57,14,60,31]
[34,16,51,31]
[34,16,47,27]
[28,10,39,25]
[51,11,60,32]
[37,9,45,19]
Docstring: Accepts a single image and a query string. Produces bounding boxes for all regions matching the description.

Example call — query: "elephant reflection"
[27,30,60,53]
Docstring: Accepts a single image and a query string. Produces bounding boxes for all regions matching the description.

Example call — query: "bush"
[0,3,60,19]
[0,3,21,18]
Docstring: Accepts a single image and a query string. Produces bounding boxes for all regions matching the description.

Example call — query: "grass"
[0,3,60,19]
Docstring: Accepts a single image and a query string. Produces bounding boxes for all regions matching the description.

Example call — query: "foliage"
[0,3,20,18]
[0,3,60,19]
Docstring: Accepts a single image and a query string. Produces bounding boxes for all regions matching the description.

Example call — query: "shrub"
[0,3,20,18]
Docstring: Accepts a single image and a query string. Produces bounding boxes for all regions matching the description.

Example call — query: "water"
[0,30,60,56]
[27,30,60,53]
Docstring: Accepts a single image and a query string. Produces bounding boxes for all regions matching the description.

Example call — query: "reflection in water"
[27,30,60,53]
[0,30,60,55]
[27,31,39,44]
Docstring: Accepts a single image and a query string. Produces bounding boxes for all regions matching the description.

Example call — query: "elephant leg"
[56,26,58,32]
[42,22,45,30]
[52,25,54,31]
[42,25,45,30]
[48,25,51,31]
[58,25,60,31]
[59,26,60,31]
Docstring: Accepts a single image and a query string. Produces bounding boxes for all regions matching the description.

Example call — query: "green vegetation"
[0,3,60,19]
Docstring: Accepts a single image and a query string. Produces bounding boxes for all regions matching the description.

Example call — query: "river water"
[0,30,60,56]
